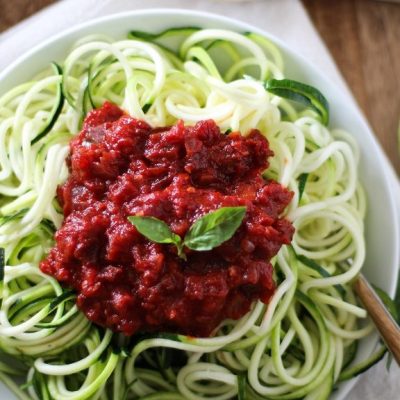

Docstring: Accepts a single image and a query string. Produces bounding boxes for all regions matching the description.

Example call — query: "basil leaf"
[184,206,246,251]
[265,79,329,125]
[128,216,181,246]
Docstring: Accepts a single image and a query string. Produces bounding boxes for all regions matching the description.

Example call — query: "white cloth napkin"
[0,0,399,398]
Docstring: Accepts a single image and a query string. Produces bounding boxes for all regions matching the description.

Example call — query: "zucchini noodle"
[0,27,375,400]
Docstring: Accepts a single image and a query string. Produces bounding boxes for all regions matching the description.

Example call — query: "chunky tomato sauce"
[40,102,294,337]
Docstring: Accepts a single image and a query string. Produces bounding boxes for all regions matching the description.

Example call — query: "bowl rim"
[0,8,398,400]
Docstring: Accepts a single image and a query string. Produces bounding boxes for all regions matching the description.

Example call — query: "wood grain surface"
[0,0,55,32]
[0,0,399,174]
[303,0,400,174]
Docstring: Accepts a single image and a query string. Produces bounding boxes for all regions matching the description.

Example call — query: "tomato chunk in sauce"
[40,102,294,337]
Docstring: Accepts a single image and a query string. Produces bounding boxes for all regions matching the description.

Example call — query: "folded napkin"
[0,0,399,398]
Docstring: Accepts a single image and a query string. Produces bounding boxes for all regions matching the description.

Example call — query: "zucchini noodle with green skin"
[0,27,378,400]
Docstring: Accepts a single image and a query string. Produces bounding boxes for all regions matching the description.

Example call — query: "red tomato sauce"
[40,102,294,337]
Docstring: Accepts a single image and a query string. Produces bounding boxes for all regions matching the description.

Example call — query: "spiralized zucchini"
[0,28,375,400]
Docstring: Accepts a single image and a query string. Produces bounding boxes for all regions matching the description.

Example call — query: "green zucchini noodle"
[0,28,373,400]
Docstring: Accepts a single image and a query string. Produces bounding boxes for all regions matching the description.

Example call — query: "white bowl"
[0,9,398,400]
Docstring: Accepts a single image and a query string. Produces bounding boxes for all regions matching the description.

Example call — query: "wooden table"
[1,0,399,174]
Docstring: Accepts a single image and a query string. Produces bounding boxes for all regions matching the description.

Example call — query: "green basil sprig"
[265,79,329,126]
[128,206,246,259]
[128,216,184,257]
[184,206,246,251]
